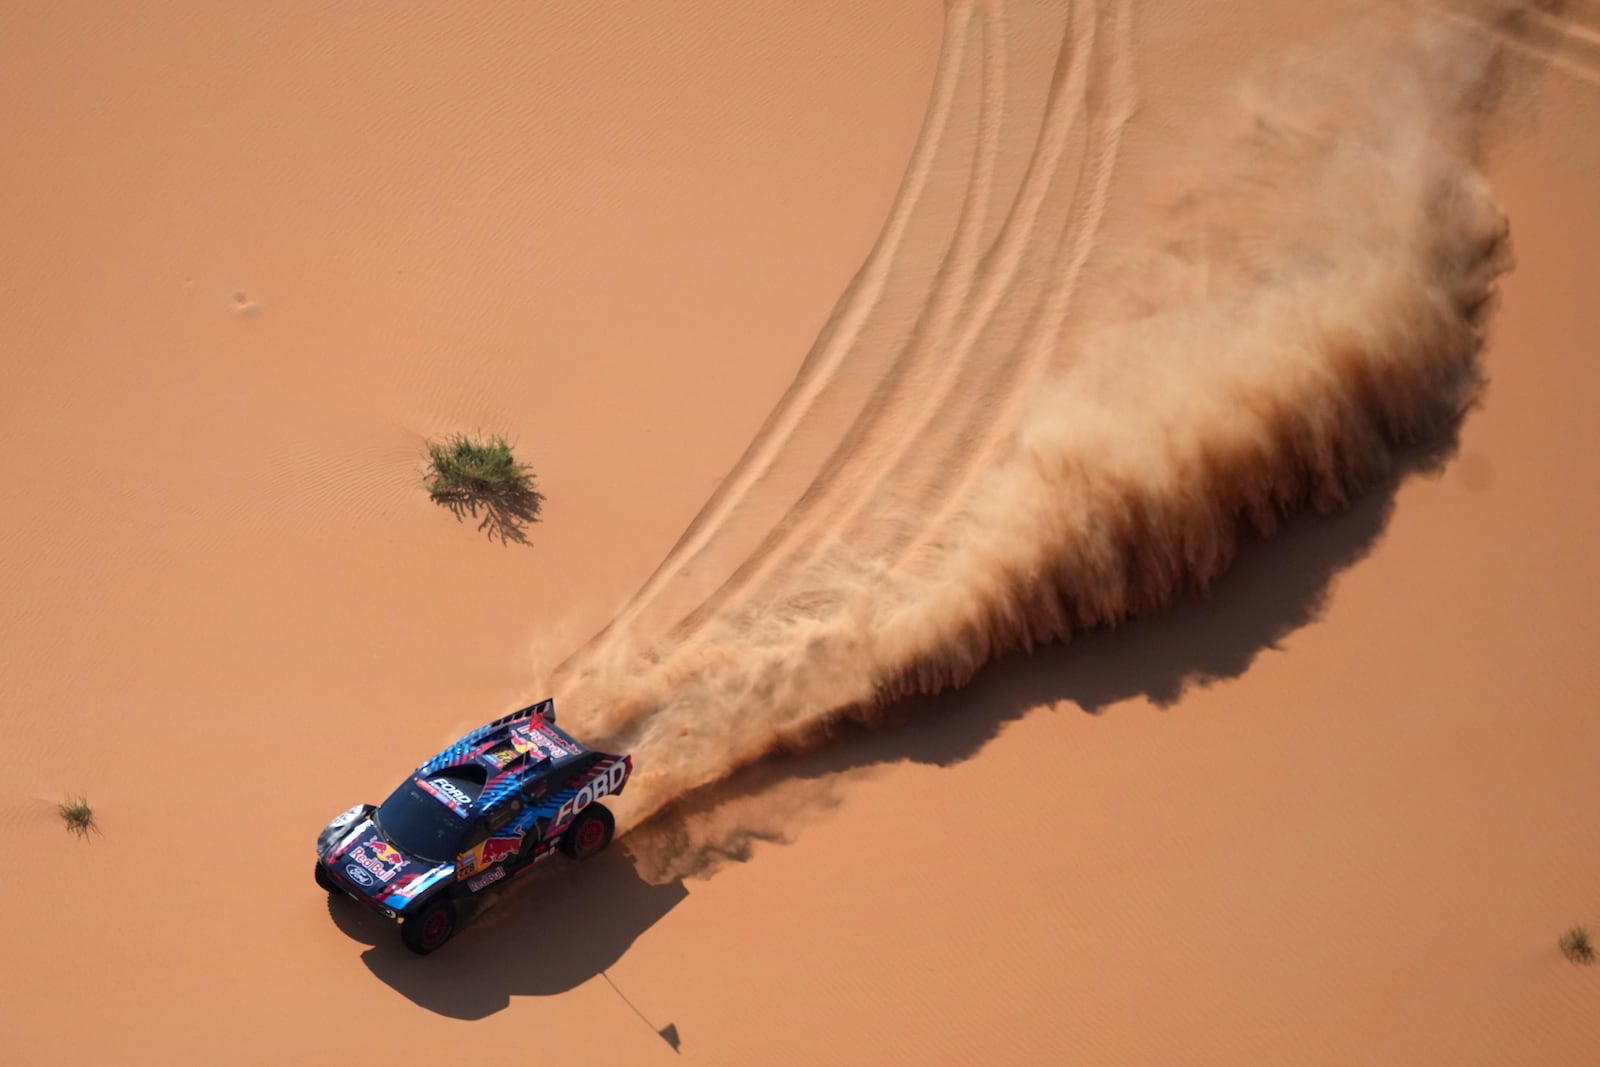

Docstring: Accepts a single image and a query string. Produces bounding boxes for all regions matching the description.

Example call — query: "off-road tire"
[401,897,458,956]
[561,802,615,860]
[315,861,339,894]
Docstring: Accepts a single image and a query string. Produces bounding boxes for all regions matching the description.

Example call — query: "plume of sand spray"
[561,17,1514,835]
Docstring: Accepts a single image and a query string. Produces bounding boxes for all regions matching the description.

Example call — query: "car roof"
[413,699,593,815]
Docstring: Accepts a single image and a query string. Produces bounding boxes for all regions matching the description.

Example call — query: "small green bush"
[1559,925,1594,965]
[59,796,94,837]
[425,434,535,502]
[423,433,543,542]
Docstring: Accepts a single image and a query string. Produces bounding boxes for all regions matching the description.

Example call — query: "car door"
[453,817,494,880]
[454,798,526,880]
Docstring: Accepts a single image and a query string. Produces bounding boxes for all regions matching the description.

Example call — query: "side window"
[459,818,492,853]
[485,798,522,834]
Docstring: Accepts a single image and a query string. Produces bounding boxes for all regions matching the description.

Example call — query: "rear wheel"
[314,861,339,894]
[401,897,457,956]
[561,802,615,860]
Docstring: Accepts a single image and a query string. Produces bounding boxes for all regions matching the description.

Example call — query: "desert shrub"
[59,796,94,837]
[423,433,543,542]
[1559,925,1594,964]
[424,434,535,501]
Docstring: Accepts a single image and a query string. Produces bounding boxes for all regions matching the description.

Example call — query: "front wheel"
[314,861,339,895]
[401,897,457,956]
[561,802,615,860]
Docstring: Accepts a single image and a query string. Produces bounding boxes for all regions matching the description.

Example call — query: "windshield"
[373,780,470,863]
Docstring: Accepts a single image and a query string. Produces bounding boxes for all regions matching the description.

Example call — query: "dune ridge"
[557,10,1517,833]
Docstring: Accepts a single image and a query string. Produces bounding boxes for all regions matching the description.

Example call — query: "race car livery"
[313,699,631,954]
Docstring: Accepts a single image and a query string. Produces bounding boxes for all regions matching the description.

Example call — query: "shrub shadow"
[343,847,686,1020]
[433,486,545,544]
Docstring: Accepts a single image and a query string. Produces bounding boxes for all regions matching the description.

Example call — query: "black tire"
[314,861,339,894]
[401,897,458,956]
[561,802,615,860]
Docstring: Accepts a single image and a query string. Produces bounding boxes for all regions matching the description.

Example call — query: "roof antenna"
[601,970,680,1054]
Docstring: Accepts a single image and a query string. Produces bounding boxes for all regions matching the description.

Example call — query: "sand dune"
[2,1,1598,1064]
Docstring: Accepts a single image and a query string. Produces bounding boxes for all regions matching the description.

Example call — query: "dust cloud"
[560,12,1515,834]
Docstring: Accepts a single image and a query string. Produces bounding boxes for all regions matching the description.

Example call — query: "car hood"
[324,817,454,910]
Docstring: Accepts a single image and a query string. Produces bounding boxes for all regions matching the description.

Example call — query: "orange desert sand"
[2,1,1598,1064]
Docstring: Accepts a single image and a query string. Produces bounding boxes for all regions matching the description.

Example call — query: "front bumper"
[318,857,400,921]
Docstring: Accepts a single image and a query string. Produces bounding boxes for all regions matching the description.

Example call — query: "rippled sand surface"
[2,2,1597,1064]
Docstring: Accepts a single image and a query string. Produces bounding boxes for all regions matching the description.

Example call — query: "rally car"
[314,699,631,954]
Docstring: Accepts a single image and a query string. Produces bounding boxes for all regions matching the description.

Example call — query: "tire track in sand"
[656,0,1029,640]
[788,0,1135,583]
[1431,0,1600,87]
[558,0,1134,736]
[668,0,1133,638]
[891,0,1135,574]
[558,4,980,678]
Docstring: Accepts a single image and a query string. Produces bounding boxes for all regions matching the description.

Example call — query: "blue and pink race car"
[314,699,631,954]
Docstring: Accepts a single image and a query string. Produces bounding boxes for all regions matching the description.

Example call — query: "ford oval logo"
[345,864,375,887]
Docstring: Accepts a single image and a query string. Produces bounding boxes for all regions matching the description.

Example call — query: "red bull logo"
[348,837,406,883]
[480,834,523,866]
[455,832,524,880]
[467,867,507,893]
[510,728,544,757]
[368,840,403,866]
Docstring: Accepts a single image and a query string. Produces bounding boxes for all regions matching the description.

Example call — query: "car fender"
[553,756,630,827]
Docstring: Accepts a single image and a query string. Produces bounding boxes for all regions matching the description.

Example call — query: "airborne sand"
[558,6,1510,835]
[2,1,1599,1064]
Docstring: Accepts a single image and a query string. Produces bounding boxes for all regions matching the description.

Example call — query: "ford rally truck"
[314,699,631,954]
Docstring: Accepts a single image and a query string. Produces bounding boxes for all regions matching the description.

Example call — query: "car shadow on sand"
[623,439,1462,880]
[331,847,687,1021]
[337,438,1459,1010]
